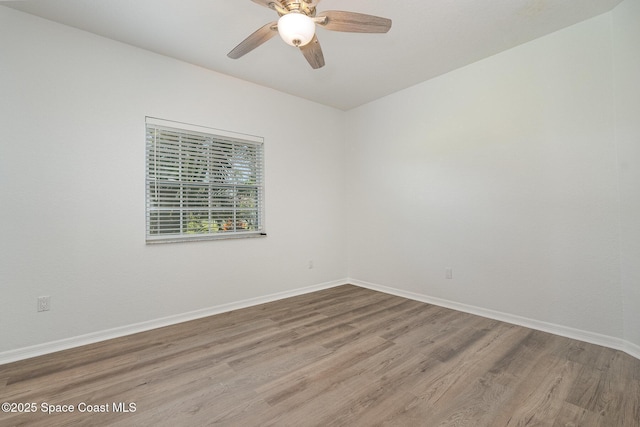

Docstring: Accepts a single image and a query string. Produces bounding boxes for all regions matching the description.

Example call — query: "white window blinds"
[145,118,264,243]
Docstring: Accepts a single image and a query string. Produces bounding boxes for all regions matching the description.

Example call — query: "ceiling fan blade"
[316,10,392,33]
[227,22,278,59]
[299,35,325,69]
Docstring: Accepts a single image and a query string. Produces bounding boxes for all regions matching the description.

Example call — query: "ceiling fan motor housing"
[271,0,318,17]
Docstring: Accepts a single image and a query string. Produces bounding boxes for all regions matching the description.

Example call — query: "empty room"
[1,0,639,425]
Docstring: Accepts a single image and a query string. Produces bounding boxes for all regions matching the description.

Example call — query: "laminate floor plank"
[244,336,396,426]
[552,401,605,427]
[501,356,583,426]
[255,335,394,404]
[1,284,639,426]
[405,326,527,412]
[322,300,430,352]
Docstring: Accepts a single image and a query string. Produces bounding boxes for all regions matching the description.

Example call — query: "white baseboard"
[350,278,639,360]
[624,340,640,360]
[3,278,638,365]
[0,279,348,365]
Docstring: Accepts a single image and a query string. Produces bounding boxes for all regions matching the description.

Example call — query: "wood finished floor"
[1,285,639,426]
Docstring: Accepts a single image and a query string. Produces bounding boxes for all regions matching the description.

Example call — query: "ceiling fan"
[227,0,392,69]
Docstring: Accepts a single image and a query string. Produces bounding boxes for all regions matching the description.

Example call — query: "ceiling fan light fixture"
[277,12,315,47]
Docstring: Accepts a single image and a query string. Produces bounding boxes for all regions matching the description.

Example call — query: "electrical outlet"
[445,268,453,280]
[37,296,51,312]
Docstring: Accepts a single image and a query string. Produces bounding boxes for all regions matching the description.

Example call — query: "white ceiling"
[2,0,623,110]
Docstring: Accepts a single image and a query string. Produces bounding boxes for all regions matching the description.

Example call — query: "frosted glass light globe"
[277,12,315,47]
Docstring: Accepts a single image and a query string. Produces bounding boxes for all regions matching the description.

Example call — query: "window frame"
[145,117,265,243]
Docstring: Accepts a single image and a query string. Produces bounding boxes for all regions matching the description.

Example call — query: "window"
[145,118,264,243]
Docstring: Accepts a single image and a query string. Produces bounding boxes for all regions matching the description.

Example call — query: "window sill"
[146,232,267,244]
